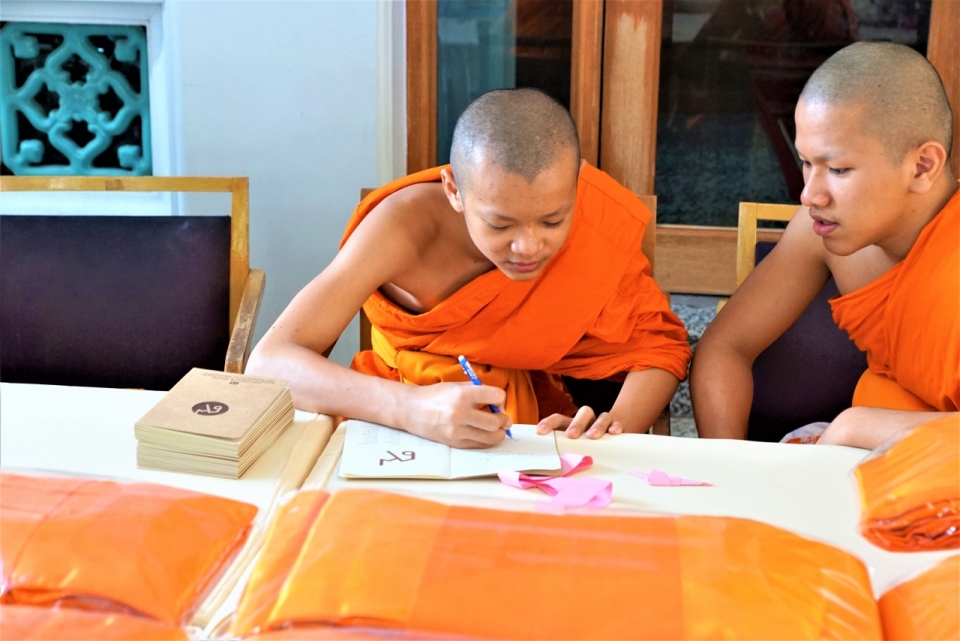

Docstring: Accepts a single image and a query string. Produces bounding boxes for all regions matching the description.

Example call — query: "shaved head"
[450,88,580,190]
[799,42,953,162]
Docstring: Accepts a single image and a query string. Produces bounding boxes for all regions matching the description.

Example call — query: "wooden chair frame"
[735,202,800,286]
[0,176,265,373]
[717,202,799,313]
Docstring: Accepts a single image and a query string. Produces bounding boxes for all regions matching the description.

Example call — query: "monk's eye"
[543,219,564,228]
[800,160,812,169]
[486,222,508,231]
[829,167,850,175]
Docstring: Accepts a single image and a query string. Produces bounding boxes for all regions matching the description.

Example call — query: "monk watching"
[691,42,959,449]
[247,89,690,448]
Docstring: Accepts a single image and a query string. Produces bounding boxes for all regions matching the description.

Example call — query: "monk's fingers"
[536,413,572,435]
[459,407,511,433]
[585,413,618,439]
[565,406,597,439]
[461,384,507,412]
[449,424,506,449]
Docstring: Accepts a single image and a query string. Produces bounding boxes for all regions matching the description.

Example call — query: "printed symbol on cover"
[192,401,229,416]
[379,450,416,466]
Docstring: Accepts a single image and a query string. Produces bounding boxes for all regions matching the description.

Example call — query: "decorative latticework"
[0,22,151,175]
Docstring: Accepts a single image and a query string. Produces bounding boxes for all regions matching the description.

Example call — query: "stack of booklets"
[135,368,295,478]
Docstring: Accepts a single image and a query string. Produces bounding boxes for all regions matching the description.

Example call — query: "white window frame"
[0,0,183,215]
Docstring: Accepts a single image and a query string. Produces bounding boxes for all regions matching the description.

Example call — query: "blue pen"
[457,355,513,439]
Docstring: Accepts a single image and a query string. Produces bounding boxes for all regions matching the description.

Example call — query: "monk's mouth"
[507,261,541,273]
[810,212,839,237]
[812,219,839,236]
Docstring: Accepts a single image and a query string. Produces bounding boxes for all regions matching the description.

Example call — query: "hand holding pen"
[458,355,514,439]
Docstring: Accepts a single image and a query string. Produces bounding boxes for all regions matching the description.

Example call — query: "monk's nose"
[800,172,830,208]
[511,230,541,257]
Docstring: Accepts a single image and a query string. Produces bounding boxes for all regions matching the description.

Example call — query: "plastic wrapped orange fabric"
[0,475,88,598]
[855,416,960,552]
[0,472,257,626]
[879,556,960,640]
[233,490,330,635]
[235,489,881,640]
[0,604,187,640]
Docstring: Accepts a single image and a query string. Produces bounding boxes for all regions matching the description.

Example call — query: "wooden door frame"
[406,0,960,295]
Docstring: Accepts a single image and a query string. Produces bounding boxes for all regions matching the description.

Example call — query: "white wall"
[173,0,380,364]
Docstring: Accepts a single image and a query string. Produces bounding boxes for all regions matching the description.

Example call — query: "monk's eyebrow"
[798,150,839,163]
[487,208,564,222]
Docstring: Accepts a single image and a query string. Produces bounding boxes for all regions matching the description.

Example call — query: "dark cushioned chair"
[0,176,265,391]
[732,203,867,442]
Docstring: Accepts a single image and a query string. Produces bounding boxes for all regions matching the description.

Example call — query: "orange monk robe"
[831,188,960,413]
[341,164,691,423]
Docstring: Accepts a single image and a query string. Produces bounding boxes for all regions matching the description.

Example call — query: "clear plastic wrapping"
[0,472,258,627]
[878,555,960,640]
[854,416,959,552]
[234,488,881,640]
[0,604,187,640]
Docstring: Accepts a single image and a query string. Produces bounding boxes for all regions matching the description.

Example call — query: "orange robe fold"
[343,165,691,422]
[235,489,881,639]
[831,189,960,412]
[854,416,959,552]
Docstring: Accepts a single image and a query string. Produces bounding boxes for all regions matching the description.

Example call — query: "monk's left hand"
[536,405,624,439]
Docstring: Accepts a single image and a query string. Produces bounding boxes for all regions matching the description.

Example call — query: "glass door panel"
[436,0,573,165]
[655,0,932,227]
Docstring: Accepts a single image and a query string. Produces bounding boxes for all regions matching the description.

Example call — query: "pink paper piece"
[498,452,612,508]
[631,469,712,486]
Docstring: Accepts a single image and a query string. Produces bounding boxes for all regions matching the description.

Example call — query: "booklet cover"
[136,368,289,440]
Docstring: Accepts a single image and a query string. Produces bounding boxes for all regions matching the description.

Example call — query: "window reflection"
[656,0,931,226]
[436,0,573,165]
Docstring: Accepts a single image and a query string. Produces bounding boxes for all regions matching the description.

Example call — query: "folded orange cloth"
[343,164,691,423]
[855,416,960,552]
[831,189,960,412]
[879,556,960,640]
[0,605,187,640]
[0,473,257,626]
[235,489,880,640]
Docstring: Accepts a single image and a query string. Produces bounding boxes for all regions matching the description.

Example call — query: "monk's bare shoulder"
[781,205,896,295]
[347,183,447,259]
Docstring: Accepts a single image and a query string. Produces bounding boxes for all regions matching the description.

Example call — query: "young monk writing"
[247,89,690,448]
[691,42,959,449]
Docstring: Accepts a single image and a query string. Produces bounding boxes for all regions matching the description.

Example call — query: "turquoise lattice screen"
[0,22,151,175]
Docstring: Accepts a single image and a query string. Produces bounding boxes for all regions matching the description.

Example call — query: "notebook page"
[449,424,561,479]
[339,420,451,479]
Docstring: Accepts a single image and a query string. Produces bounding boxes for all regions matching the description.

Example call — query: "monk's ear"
[440,168,466,214]
[907,140,948,195]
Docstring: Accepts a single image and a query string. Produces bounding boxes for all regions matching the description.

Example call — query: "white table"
[323,425,958,594]
[0,382,317,512]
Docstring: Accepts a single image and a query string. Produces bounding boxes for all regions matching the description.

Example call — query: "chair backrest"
[736,202,867,442]
[736,202,797,286]
[0,176,250,391]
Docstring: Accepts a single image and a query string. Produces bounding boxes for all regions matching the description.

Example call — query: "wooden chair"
[724,201,866,441]
[351,189,670,435]
[0,176,265,390]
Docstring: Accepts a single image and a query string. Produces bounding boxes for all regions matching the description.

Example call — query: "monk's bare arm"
[690,210,831,438]
[246,197,510,446]
[821,408,959,449]
[246,201,422,423]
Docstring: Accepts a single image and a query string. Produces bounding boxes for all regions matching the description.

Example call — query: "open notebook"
[339,421,561,480]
